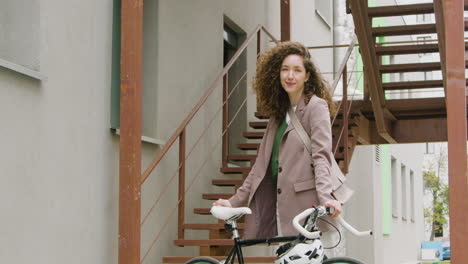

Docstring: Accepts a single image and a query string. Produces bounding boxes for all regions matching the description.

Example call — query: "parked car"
[442,241,451,260]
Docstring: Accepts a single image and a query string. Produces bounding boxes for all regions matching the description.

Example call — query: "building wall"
[0,1,117,264]
[346,144,425,264]
[0,1,275,263]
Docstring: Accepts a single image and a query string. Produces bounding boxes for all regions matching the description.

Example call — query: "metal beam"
[119,0,143,264]
[349,0,396,143]
[443,0,468,263]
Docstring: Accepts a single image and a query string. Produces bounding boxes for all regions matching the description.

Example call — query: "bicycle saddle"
[210,206,252,221]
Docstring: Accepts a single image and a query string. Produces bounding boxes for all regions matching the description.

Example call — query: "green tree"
[423,148,449,240]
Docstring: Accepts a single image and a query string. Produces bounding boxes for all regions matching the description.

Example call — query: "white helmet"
[275,239,324,264]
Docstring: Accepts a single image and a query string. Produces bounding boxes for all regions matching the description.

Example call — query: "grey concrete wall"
[0,1,117,264]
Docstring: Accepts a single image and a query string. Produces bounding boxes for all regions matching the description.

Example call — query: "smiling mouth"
[286,82,296,86]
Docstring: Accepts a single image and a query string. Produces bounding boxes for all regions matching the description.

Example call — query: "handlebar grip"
[336,215,373,237]
[292,208,321,239]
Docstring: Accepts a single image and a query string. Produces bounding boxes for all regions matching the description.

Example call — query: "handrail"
[141,24,279,184]
[330,36,360,173]
[331,35,357,96]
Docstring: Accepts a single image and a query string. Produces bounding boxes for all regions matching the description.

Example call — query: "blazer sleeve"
[308,99,335,205]
[228,119,273,207]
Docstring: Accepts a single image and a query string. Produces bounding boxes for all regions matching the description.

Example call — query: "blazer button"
[277,188,282,194]
[278,166,282,173]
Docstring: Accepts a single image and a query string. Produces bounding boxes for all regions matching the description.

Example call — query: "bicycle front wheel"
[322,256,366,264]
[184,256,219,264]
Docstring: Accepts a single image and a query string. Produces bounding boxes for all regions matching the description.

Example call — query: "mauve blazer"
[228,95,336,238]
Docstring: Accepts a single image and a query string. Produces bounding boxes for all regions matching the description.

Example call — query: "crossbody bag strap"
[288,107,346,185]
[288,108,312,155]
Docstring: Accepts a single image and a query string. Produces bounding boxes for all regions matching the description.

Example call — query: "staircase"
[345,0,468,144]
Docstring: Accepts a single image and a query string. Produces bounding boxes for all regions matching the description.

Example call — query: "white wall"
[346,144,425,264]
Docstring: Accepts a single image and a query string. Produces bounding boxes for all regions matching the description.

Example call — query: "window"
[110,0,163,145]
[417,36,431,57]
[410,170,415,222]
[315,0,332,28]
[416,13,432,23]
[0,0,42,79]
[425,143,435,154]
[401,164,407,221]
[391,157,398,218]
[375,145,381,164]
[424,71,433,81]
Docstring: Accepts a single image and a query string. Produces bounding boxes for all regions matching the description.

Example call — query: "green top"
[270,119,288,186]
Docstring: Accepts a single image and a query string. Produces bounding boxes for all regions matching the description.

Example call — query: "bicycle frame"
[221,220,304,264]
[223,235,299,264]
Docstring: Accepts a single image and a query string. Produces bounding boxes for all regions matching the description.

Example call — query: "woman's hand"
[213,199,232,207]
[324,200,342,218]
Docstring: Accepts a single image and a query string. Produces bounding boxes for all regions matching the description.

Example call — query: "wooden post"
[444,0,468,263]
[118,0,143,263]
[280,0,290,41]
[178,129,186,239]
[222,74,229,167]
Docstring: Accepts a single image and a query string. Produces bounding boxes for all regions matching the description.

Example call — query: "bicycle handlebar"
[292,206,373,238]
[292,207,323,239]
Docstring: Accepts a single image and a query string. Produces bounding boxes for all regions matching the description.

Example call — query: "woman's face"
[280,54,310,98]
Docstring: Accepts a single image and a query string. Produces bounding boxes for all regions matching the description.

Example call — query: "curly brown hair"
[253,41,336,121]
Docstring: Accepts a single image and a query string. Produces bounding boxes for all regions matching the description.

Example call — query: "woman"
[214,42,341,240]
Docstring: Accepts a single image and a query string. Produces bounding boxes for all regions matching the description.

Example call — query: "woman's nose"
[287,70,294,79]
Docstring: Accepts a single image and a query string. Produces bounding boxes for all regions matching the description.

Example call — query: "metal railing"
[139,25,279,263]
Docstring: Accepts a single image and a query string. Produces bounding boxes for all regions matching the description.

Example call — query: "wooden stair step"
[372,23,437,37]
[249,121,268,129]
[376,42,468,56]
[212,179,244,186]
[376,43,439,56]
[383,79,468,90]
[163,256,276,263]
[380,61,468,73]
[237,143,260,150]
[243,131,264,139]
[220,167,252,174]
[193,208,211,215]
[184,223,245,230]
[202,193,232,200]
[368,3,434,17]
[228,154,256,162]
[367,2,468,17]
[254,112,270,119]
[380,61,442,73]
[174,239,234,246]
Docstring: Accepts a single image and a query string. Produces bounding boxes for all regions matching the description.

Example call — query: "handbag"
[288,108,354,204]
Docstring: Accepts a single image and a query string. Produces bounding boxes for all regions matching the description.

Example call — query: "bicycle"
[185,205,372,264]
